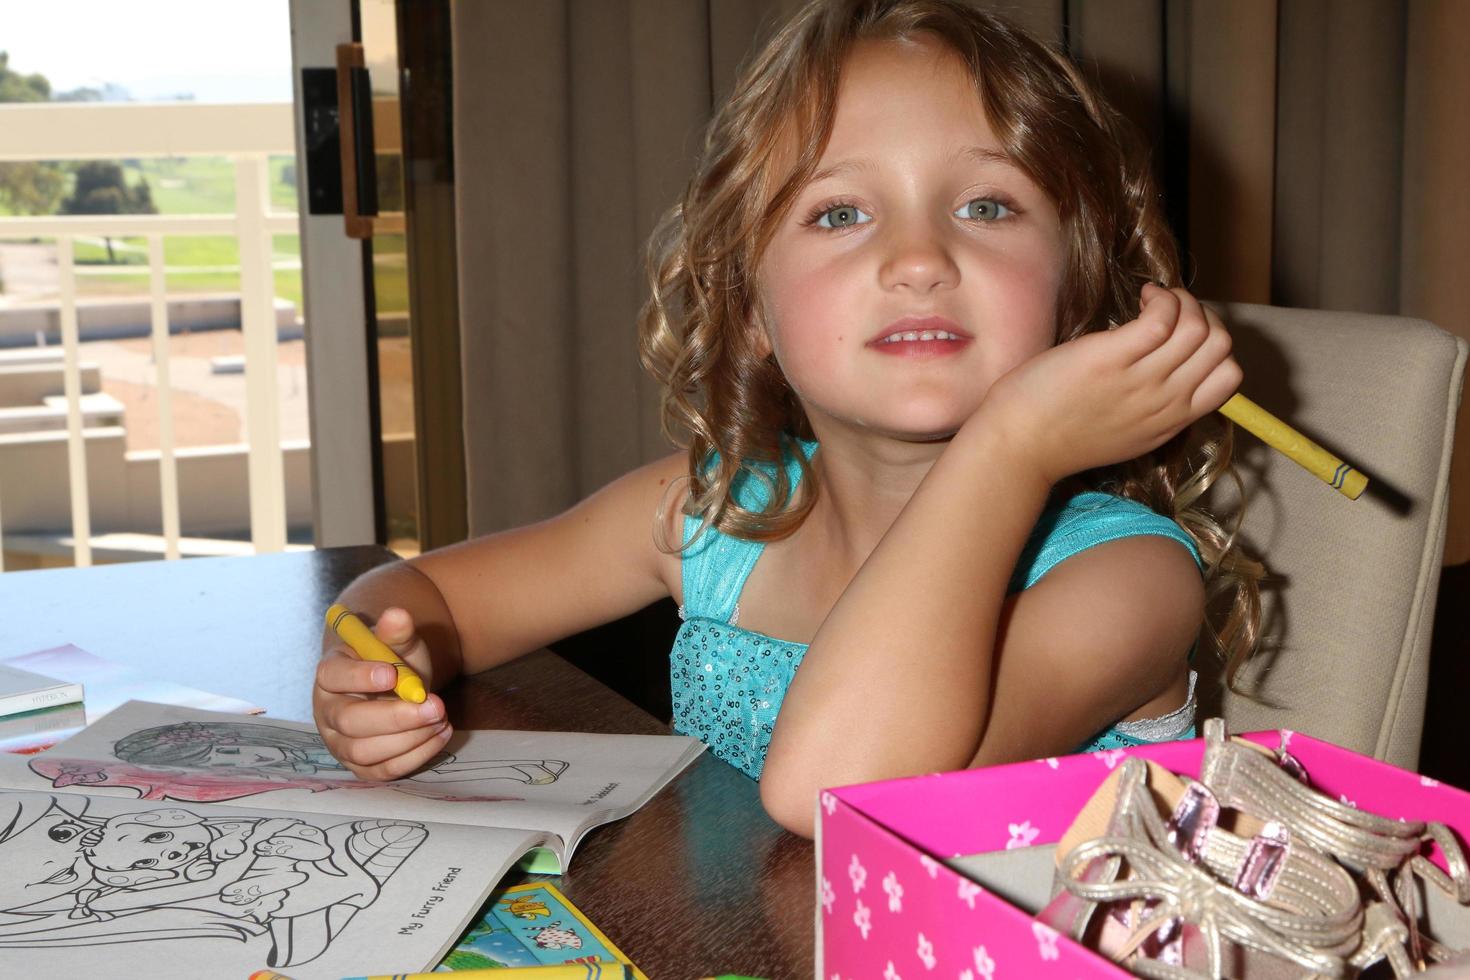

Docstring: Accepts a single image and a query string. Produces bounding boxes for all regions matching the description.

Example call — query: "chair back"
[1202,303,1467,768]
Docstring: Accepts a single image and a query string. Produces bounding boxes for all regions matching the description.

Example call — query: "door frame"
[288,0,378,548]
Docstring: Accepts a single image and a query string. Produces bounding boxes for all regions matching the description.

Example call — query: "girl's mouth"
[867,316,972,357]
[868,331,971,357]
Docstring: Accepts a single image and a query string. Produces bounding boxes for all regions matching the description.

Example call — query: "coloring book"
[0,700,702,979]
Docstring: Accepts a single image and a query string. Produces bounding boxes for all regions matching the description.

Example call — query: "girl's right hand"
[312,606,454,780]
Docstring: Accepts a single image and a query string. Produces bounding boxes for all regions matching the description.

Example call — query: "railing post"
[57,236,93,567]
[235,154,288,554]
[148,235,183,560]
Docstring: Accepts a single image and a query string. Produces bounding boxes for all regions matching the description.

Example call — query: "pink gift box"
[817,731,1470,978]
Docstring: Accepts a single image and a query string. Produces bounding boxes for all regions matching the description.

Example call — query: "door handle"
[335,42,379,240]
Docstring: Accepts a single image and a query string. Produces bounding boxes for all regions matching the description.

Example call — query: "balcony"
[0,101,308,570]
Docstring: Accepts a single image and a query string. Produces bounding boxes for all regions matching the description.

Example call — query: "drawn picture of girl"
[112,721,568,786]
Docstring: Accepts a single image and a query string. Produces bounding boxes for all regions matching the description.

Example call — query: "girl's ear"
[748,302,776,361]
[752,326,774,360]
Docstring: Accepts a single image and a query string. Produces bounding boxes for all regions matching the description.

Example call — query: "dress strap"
[1009,491,1204,593]
[679,439,816,624]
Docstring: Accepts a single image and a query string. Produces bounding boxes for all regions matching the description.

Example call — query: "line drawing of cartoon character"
[0,793,426,968]
[113,721,569,786]
[0,795,95,915]
[79,807,241,886]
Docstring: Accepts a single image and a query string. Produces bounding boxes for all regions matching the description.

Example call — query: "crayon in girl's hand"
[1218,393,1368,500]
[325,603,428,703]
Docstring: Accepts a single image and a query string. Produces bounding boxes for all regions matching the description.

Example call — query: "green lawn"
[119,155,298,214]
[5,155,411,312]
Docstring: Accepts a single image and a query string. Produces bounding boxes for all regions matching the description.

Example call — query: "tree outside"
[0,51,67,217]
[59,162,158,262]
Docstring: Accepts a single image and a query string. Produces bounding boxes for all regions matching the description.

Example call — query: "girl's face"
[759,36,1066,443]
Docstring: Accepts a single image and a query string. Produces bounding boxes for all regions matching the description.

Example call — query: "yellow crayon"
[1218,393,1368,500]
[248,972,299,980]
[343,963,632,979]
[325,603,428,703]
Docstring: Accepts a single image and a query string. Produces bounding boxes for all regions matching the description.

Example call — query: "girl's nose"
[878,224,960,294]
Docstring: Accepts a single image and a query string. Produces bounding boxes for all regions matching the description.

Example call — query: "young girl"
[312,0,1259,837]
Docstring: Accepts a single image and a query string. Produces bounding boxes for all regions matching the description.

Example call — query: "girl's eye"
[49,824,82,843]
[955,198,1012,221]
[145,832,172,843]
[131,858,157,869]
[815,204,871,229]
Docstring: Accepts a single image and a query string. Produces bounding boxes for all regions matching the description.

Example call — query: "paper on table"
[22,699,703,870]
[0,645,262,753]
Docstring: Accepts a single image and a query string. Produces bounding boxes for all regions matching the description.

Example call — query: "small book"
[0,699,703,979]
[442,881,645,975]
[0,662,83,718]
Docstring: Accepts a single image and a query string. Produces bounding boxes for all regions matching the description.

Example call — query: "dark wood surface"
[0,547,814,977]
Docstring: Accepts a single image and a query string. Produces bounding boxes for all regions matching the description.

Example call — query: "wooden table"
[0,546,815,977]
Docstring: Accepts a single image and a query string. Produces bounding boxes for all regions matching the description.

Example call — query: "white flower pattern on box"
[916,931,936,969]
[973,944,996,979]
[1005,820,1040,849]
[884,962,902,980]
[849,852,868,893]
[956,878,982,909]
[1033,921,1060,961]
[821,875,836,914]
[854,898,872,940]
[883,870,904,912]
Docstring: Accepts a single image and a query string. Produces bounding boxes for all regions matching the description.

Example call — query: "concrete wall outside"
[0,294,301,348]
[0,426,313,536]
[0,361,102,406]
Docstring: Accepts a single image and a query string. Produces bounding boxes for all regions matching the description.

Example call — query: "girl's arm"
[312,451,686,779]
[761,287,1239,835]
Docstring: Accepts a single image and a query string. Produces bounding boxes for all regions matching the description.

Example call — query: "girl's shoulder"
[1011,490,1203,593]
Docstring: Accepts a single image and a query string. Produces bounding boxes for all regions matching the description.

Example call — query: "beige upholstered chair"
[1199,303,1467,769]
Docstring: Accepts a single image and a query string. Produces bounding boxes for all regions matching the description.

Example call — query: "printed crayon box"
[817,731,1470,977]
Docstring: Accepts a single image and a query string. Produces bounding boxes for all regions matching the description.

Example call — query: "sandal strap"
[1199,718,1423,870]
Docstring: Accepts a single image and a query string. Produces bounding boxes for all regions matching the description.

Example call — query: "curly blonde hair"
[638,0,1264,683]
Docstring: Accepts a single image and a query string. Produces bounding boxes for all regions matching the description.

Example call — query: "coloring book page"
[10,700,702,860]
[0,787,540,979]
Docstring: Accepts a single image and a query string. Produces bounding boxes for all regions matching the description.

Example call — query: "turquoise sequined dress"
[670,440,1203,780]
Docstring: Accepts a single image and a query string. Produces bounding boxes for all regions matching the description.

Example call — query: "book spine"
[0,682,84,717]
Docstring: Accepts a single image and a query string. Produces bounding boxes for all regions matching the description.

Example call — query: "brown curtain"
[451,0,1470,563]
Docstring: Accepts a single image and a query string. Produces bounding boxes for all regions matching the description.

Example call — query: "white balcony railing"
[0,102,299,569]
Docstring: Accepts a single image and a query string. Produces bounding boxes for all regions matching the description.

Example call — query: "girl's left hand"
[978,284,1242,485]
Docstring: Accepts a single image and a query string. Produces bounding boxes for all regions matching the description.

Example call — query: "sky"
[0,0,294,102]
